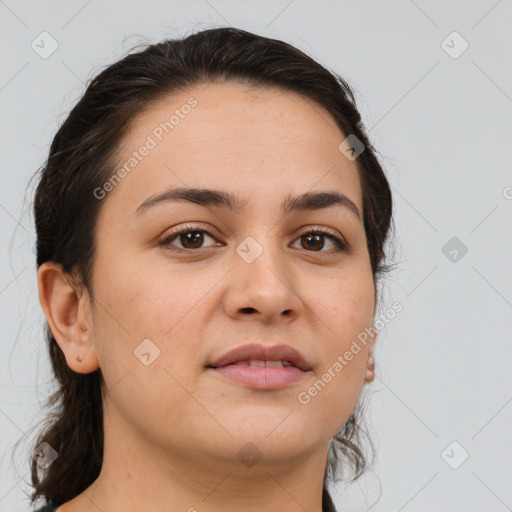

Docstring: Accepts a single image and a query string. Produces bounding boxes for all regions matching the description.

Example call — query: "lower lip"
[209,365,307,390]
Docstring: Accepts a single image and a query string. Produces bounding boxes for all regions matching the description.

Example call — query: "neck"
[61,404,331,512]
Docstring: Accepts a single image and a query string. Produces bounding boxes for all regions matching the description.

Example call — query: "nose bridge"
[224,229,303,320]
[235,226,288,282]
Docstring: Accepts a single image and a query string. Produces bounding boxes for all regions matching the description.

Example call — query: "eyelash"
[158,223,348,254]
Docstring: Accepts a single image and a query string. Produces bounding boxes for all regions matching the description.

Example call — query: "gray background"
[1,1,511,510]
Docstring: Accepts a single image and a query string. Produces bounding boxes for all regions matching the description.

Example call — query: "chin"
[220,418,321,457]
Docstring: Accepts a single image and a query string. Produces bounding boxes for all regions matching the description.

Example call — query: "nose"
[222,240,304,324]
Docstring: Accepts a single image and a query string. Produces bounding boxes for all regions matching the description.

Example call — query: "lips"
[207,343,311,371]
[206,343,311,390]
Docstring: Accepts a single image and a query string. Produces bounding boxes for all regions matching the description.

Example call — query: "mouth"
[206,343,311,390]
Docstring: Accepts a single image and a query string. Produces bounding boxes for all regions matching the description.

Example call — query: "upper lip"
[207,343,311,371]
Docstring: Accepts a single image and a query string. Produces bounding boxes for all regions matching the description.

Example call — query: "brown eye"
[300,233,327,251]
[292,228,347,254]
[158,224,347,254]
[159,224,220,251]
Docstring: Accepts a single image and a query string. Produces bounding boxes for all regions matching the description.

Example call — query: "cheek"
[302,270,374,413]
[91,264,201,421]
[92,260,216,377]
[317,268,375,339]
[93,256,184,337]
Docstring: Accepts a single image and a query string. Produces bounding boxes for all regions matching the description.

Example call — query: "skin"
[37,82,377,512]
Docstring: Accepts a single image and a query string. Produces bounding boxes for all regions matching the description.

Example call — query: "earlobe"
[364,333,377,384]
[37,262,100,374]
[365,351,375,383]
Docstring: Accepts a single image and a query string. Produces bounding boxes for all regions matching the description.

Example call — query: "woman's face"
[84,82,376,470]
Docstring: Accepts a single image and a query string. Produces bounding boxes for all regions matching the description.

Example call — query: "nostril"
[241,307,257,314]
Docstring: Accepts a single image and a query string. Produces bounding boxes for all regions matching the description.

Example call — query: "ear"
[364,332,377,384]
[37,262,99,374]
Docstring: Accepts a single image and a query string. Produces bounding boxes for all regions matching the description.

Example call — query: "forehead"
[101,82,362,221]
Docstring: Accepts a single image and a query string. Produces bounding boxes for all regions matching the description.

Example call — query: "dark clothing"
[34,499,60,511]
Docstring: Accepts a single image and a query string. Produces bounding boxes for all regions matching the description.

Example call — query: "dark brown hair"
[21,26,392,511]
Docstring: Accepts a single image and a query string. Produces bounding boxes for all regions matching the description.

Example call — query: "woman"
[28,26,392,512]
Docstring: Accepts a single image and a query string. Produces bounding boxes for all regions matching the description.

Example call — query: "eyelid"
[295,225,347,246]
[161,222,219,237]
[158,223,349,253]
[158,222,221,246]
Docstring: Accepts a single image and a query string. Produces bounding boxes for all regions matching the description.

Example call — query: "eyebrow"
[134,187,361,220]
